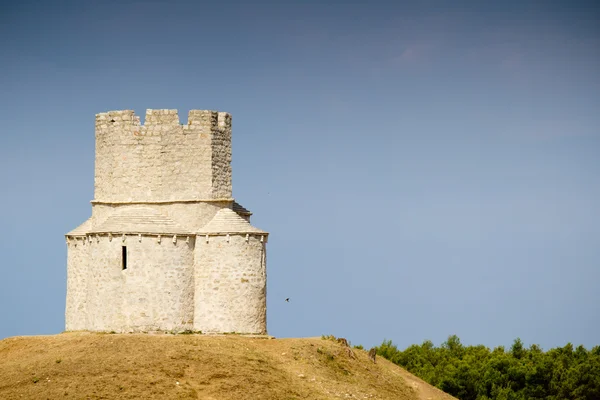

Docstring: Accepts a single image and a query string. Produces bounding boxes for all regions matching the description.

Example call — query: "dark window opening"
[122,246,127,270]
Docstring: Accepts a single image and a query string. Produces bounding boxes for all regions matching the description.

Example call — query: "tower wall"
[84,234,195,332]
[85,236,125,331]
[94,110,232,203]
[65,237,90,331]
[193,235,267,334]
[211,112,232,199]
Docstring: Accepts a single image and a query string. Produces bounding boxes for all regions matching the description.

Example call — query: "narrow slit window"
[122,246,127,270]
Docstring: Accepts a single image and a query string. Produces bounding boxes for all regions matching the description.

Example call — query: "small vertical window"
[122,246,127,270]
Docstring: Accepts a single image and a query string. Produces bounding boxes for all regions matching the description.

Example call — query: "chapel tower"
[65,109,268,334]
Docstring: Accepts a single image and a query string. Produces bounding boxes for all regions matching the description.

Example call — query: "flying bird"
[285,298,290,302]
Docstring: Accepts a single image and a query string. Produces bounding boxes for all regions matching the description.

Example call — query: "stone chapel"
[65,109,268,334]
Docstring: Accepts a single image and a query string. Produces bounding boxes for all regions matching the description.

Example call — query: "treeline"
[376,335,600,400]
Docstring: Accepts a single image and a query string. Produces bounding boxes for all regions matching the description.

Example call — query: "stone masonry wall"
[65,237,89,331]
[83,234,195,332]
[194,235,267,334]
[212,112,232,199]
[94,110,232,203]
[85,235,123,331]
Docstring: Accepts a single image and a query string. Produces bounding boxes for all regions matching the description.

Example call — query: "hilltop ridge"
[0,333,456,400]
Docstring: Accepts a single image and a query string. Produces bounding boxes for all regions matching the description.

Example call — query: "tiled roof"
[90,207,191,234]
[232,201,252,215]
[198,208,267,235]
[66,218,92,236]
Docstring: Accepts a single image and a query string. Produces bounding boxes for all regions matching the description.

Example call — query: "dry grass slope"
[0,333,456,400]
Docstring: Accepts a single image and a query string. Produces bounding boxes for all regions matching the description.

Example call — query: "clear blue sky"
[1,0,598,351]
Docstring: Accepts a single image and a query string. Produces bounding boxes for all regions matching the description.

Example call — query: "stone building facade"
[65,109,268,334]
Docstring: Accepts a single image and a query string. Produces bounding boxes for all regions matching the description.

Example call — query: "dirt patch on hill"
[0,333,456,400]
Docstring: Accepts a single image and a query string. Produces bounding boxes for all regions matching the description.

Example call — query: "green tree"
[376,336,599,400]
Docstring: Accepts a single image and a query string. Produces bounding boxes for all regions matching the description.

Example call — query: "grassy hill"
[0,332,456,400]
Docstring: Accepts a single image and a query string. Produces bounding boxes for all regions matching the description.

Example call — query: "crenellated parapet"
[94,109,232,203]
[94,109,231,131]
